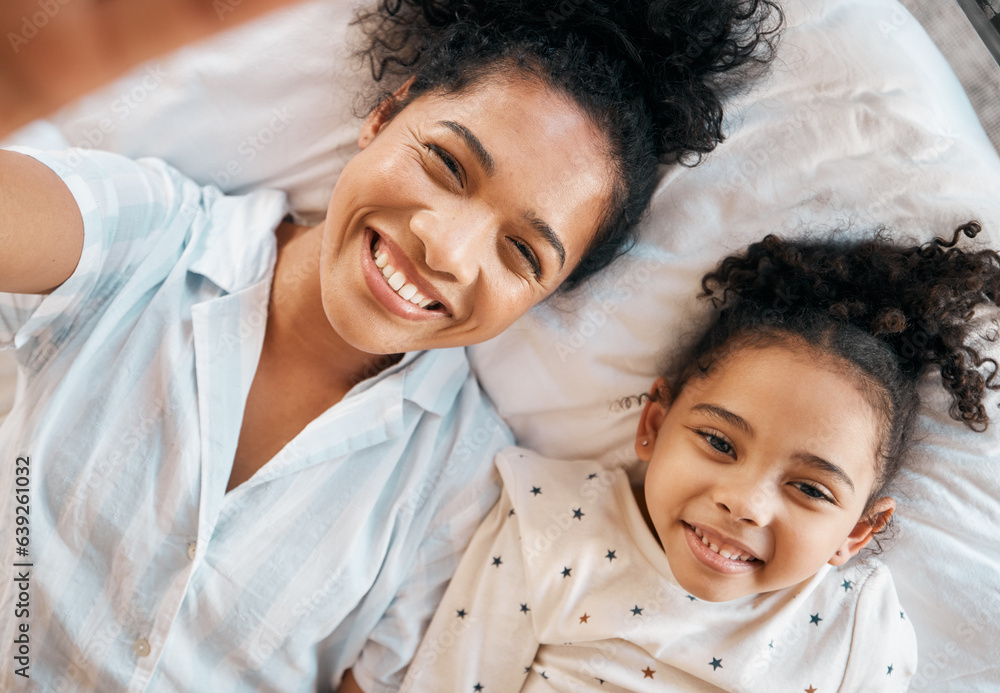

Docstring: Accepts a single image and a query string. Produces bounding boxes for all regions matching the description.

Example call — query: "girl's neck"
[264,221,402,391]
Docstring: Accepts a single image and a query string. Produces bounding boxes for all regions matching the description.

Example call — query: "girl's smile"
[684,523,762,574]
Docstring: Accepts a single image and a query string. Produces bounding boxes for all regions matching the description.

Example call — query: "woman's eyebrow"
[525,212,566,270]
[439,120,496,177]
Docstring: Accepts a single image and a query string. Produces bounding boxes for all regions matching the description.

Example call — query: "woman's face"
[318,75,612,355]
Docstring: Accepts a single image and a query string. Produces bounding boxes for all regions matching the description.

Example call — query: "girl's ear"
[828,497,895,566]
[358,76,416,149]
[635,377,671,462]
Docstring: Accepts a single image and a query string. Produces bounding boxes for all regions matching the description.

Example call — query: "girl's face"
[317,75,612,355]
[635,344,895,602]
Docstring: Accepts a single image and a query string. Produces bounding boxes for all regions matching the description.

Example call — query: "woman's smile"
[362,227,451,321]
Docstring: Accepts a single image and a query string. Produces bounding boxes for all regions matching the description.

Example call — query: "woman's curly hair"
[663,222,1000,522]
[353,0,783,291]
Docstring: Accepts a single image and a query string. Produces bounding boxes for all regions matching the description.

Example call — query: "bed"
[2,0,999,689]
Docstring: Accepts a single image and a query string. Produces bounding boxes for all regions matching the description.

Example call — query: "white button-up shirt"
[0,148,510,693]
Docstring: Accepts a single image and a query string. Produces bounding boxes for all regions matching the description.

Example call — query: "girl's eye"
[510,238,542,279]
[424,143,463,185]
[793,482,834,503]
[697,430,735,457]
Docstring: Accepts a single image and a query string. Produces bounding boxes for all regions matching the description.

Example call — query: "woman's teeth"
[373,242,437,309]
[693,526,758,562]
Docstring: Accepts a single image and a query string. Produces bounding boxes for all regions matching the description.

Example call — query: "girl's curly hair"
[353,0,783,291]
[663,222,1000,522]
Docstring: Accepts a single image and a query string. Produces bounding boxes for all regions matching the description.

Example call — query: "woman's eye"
[794,482,833,503]
[511,238,542,278]
[424,143,462,185]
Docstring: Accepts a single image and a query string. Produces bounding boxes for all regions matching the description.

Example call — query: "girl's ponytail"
[664,223,1000,518]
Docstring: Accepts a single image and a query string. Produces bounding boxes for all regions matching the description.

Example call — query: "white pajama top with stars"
[402,448,917,693]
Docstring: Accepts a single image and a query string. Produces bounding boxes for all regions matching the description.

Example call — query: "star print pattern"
[402,449,918,693]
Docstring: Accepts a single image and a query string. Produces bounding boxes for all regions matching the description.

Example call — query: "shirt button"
[133,638,151,657]
[187,542,197,561]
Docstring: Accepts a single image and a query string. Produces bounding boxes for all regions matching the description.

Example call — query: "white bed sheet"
[3,0,999,688]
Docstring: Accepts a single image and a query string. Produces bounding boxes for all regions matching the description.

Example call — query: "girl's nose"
[714,477,775,526]
[409,207,490,286]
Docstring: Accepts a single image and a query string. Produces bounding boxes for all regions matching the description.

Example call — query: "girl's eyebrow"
[794,453,856,493]
[439,120,496,176]
[691,403,754,437]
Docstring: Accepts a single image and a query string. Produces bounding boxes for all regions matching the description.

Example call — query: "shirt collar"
[187,189,288,294]
[344,347,472,418]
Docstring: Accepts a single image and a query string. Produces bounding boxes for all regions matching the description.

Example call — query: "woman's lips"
[361,228,449,321]
[683,523,761,575]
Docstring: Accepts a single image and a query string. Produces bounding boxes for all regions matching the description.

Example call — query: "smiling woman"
[0,1,780,691]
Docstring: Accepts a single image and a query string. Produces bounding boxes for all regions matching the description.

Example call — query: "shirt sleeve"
[390,485,539,693]
[839,562,918,692]
[0,147,207,371]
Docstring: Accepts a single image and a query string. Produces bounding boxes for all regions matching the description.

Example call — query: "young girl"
[400,223,1000,692]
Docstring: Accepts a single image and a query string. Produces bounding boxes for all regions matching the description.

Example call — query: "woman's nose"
[714,476,775,526]
[409,207,489,285]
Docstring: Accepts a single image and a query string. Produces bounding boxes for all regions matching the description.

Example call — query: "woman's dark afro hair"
[354,0,783,290]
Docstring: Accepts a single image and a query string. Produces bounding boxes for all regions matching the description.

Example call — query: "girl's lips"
[683,523,761,575]
[361,228,448,321]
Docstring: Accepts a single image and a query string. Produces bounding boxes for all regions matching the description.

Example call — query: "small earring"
[836,550,842,556]
[641,440,649,447]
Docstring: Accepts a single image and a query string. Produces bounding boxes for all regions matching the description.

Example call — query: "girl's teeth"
[381,264,395,279]
[398,283,418,301]
[694,525,755,562]
[419,298,433,308]
[375,253,388,269]
[409,292,425,305]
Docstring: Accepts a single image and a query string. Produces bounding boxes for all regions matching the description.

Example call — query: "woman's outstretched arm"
[0,149,83,293]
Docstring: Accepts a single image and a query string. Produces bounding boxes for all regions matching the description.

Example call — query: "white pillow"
[4,0,998,687]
